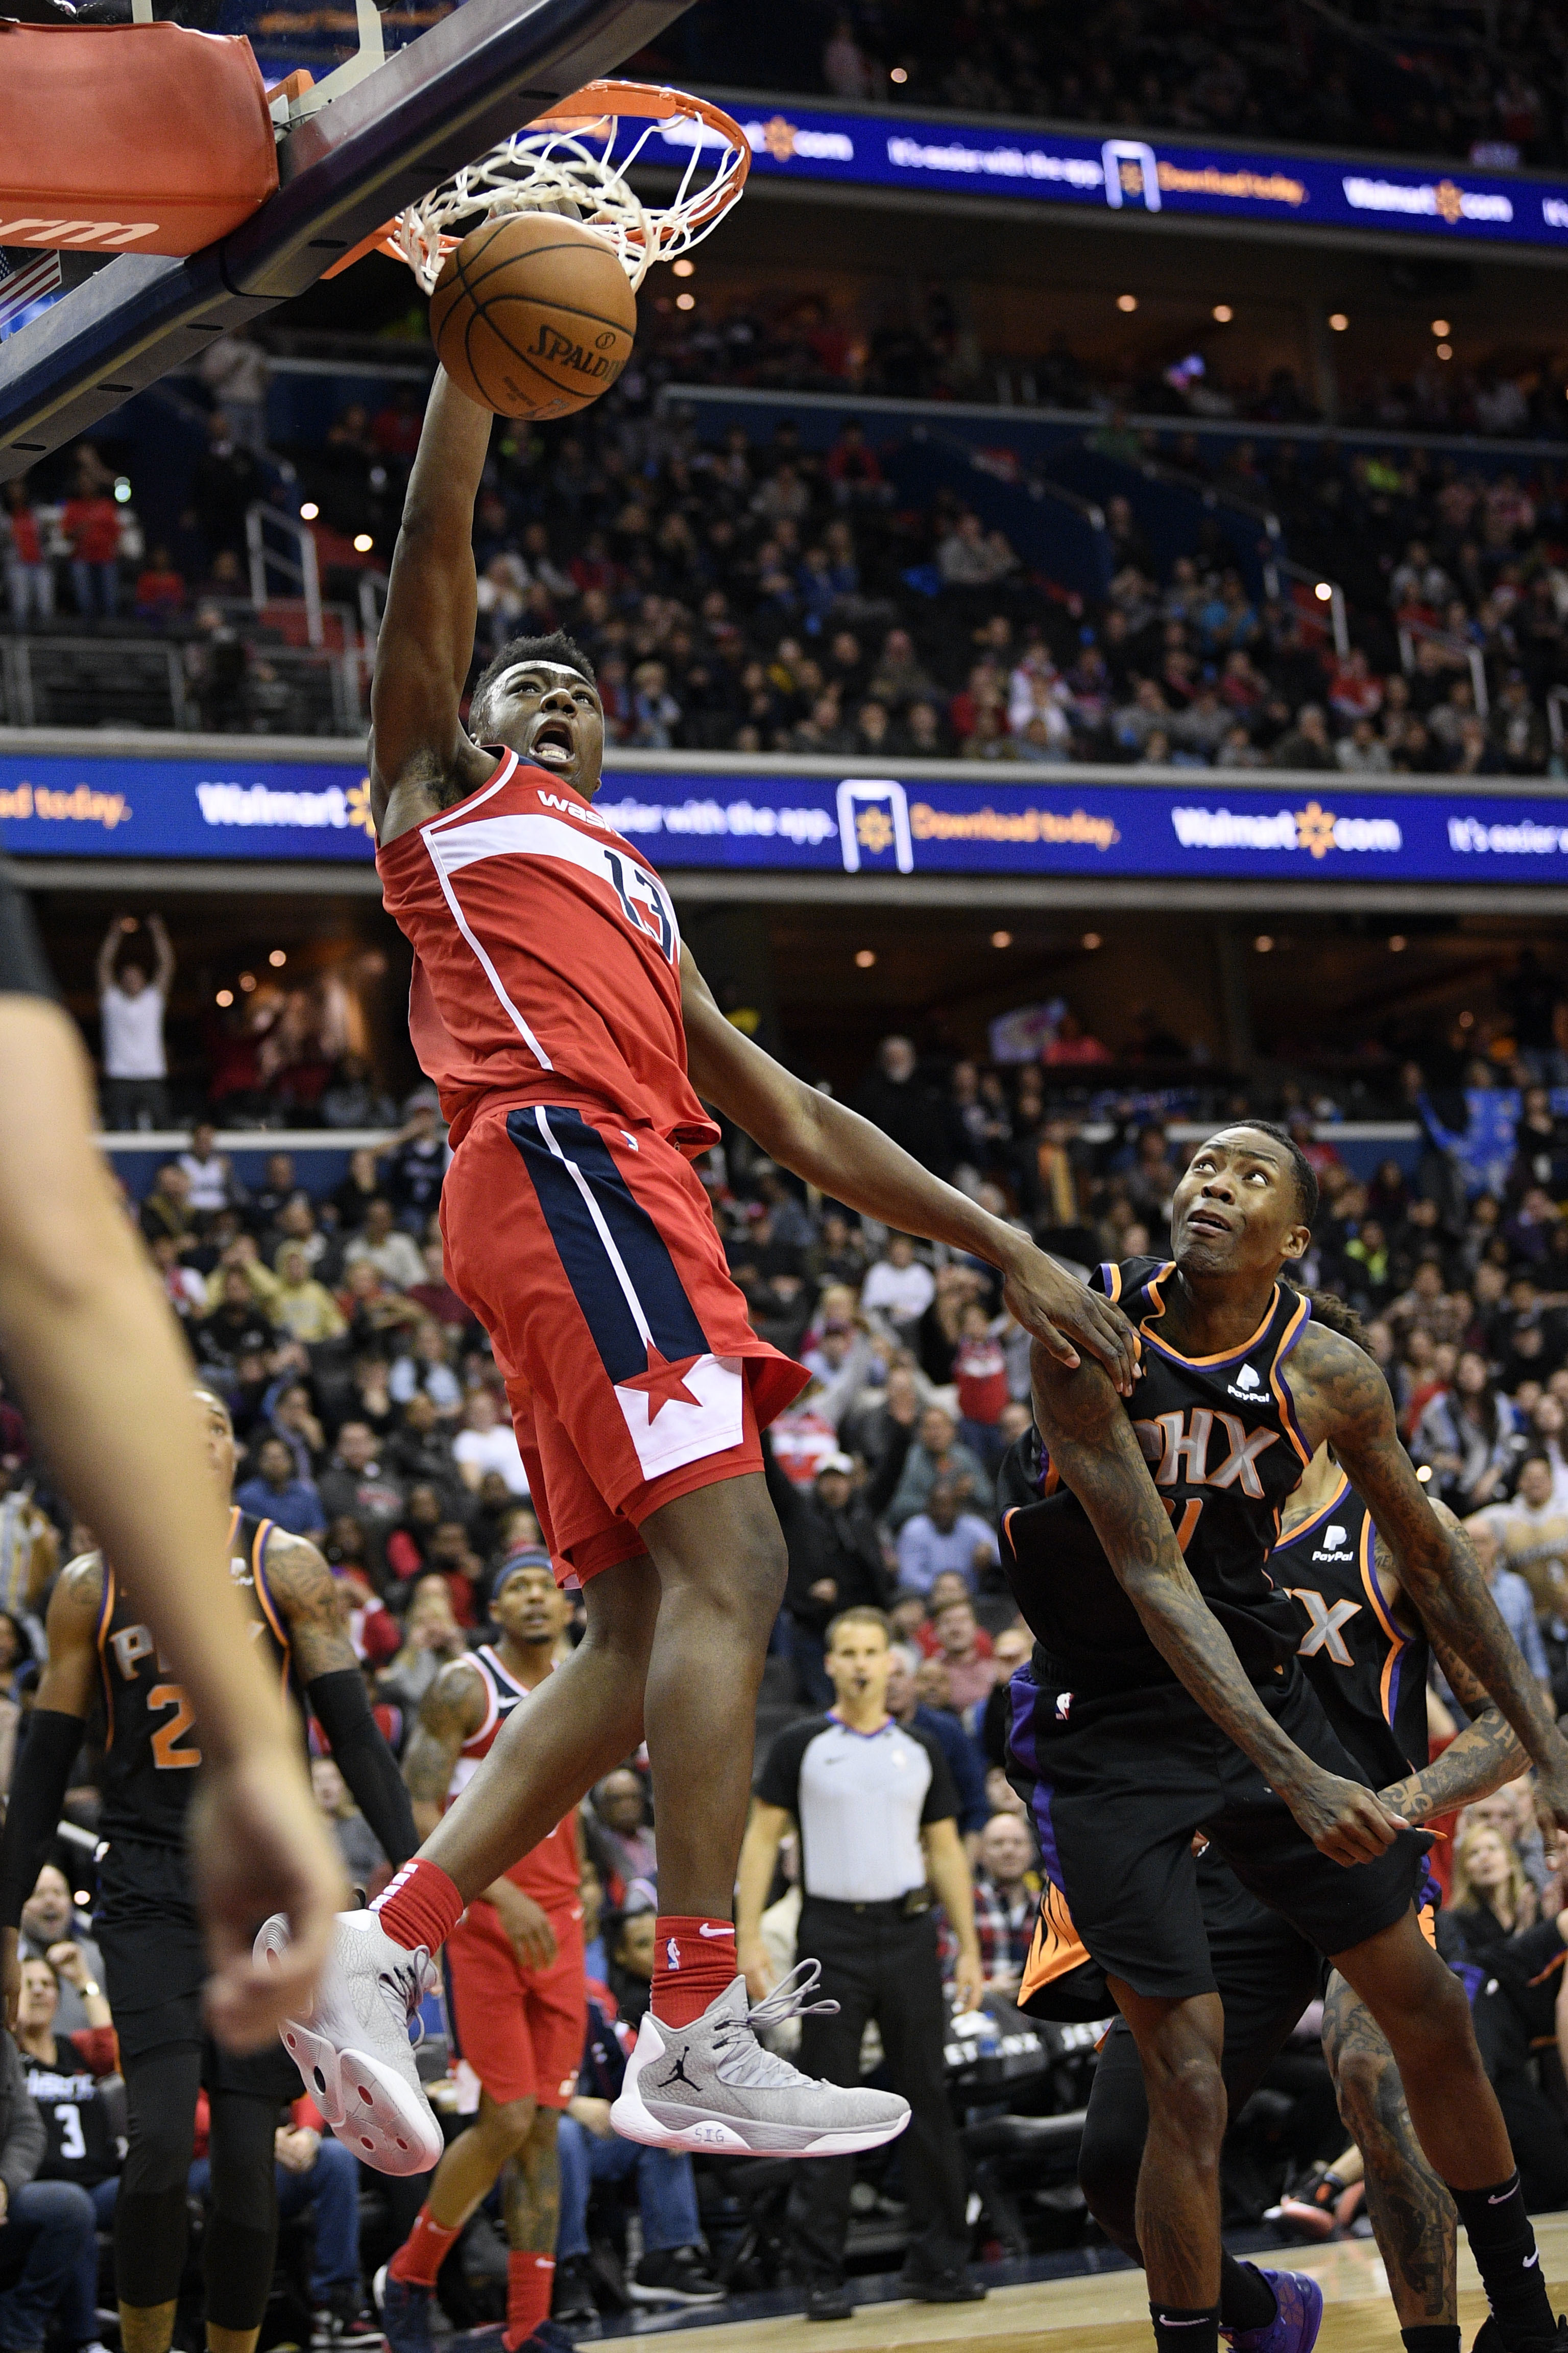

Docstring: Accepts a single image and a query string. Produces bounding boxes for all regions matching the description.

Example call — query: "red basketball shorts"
[440,1100,809,1585]
[444,1897,587,2109]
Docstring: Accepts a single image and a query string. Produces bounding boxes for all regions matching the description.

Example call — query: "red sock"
[371,1857,464,1956]
[504,2249,555,2349]
[652,1915,737,2027]
[388,2203,460,2287]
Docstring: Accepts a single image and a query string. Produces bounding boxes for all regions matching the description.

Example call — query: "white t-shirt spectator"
[452,1421,529,1494]
[861,1255,936,1324]
[101,984,166,1079]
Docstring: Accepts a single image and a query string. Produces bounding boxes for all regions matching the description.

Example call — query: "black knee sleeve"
[115,2184,192,2310]
[203,2215,279,2332]
[202,2089,281,2332]
[116,2044,203,2309]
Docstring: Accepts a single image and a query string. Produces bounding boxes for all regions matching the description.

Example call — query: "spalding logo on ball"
[429,213,638,420]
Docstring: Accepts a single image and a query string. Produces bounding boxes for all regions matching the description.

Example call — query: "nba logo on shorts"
[666,1936,681,1971]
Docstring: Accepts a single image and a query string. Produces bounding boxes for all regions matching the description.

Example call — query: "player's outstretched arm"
[265,1532,418,1869]
[1297,1323,1568,1824]
[1029,1342,1404,1866]
[369,367,497,841]
[680,951,1138,1396]
[0,991,345,2047]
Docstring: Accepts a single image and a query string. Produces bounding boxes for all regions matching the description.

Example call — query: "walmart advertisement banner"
[4,749,1568,885]
[695,97,1568,253]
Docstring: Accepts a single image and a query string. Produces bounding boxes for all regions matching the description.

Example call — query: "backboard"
[0,0,695,480]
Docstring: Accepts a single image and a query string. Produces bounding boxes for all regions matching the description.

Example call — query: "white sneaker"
[255,1909,445,2175]
[610,1964,910,2157]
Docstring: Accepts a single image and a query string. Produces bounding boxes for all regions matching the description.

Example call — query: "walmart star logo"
[1294,800,1337,859]
[347,777,377,839]
[856,806,896,854]
[761,114,800,161]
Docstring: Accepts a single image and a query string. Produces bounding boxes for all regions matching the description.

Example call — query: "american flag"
[0,249,63,340]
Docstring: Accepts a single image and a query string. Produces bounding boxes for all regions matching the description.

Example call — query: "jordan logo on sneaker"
[657,2051,698,2092]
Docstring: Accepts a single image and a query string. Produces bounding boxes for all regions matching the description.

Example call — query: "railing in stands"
[1396,614,1490,719]
[246,501,325,646]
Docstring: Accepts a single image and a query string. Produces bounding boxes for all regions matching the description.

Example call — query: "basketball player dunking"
[1006,1123,1568,2353]
[376,1553,584,2353]
[0,1391,416,2353]
[258,367,1137,2171]
[1004,1293,1530,2353]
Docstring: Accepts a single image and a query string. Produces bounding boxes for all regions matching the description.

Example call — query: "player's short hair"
[826,1604,891,1649]
[1211,1119,1318,1230]
[469,632,598,735]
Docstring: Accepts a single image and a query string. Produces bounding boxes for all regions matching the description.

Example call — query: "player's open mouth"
[1187,1208,1232,1236]
[532,720,574,765]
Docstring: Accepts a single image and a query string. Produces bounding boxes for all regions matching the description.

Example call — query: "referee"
[738,1605,986,2321]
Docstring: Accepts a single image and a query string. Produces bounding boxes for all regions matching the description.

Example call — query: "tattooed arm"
[1029,1344,1404,1864]
[402,1659,486,1843]
[1290,1322,1568,1828]
[406,1661,561,1967]
[268,1533,418,1866]
[1370,1516,1527,1826]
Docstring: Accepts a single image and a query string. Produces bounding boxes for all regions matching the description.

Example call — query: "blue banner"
[667,97,1568,253]
[4,748,1568,885]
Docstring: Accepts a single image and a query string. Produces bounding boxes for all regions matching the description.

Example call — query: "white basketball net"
[380,89,750,296]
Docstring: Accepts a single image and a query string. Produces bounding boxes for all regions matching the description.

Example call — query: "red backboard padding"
[0,20,278,258]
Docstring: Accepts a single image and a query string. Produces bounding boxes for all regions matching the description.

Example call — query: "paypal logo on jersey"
[1314,1523,1354,1562]
[1224,1362,1267,1405]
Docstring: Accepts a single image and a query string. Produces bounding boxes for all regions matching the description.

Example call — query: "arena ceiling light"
[671,259,694,278]
[1081,931,1102,949]
[1389,935,1408,952]
[1436,342,1453,360]
[855,948,876,968]
[1254,934,1274,953]
[353,532,375,552]
[1116,293,1138,313]
[1328,312,1349,332]
[1431,318,1451,337]
[1212,303,1233,323]
[300,502,320,521]
[991,930,1012,948]
[1314,581,1334,602]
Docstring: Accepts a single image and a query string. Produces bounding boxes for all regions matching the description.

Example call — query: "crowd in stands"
[665,0,1568,172]
[10,345,1568,774]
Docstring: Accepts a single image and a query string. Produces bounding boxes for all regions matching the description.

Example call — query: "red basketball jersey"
[376,751,719,1153]
[448,1647,580,1908]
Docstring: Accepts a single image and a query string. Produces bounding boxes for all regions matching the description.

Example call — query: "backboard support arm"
[0,0,695,479]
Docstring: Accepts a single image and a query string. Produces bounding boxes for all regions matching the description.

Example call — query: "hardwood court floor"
[633,2215,1568,2353]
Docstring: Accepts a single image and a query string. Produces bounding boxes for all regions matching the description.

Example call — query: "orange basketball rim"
[323,80,751,291]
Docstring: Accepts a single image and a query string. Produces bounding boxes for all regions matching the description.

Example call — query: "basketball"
[428,212,637,419]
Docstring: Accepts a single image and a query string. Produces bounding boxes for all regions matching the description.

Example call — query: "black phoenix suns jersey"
[95,1508,294,1851]
[1272,1477,1428,1790]
[999,1256,1313,1692]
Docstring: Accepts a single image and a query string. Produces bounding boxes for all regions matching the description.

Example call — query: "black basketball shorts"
[1007,1661,1424,2002]
[95,1835,300,2099]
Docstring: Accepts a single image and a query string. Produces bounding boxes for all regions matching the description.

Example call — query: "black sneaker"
[1473,2321,1568,2352]
[312,2288,384,2347]
[897,2262,986,2304]
[629,2246,726,2307]
[804,2280,855,2323]
[552,2254,599,2323]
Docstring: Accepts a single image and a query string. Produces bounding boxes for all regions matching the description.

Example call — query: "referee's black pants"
[789,1895,968,2279]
